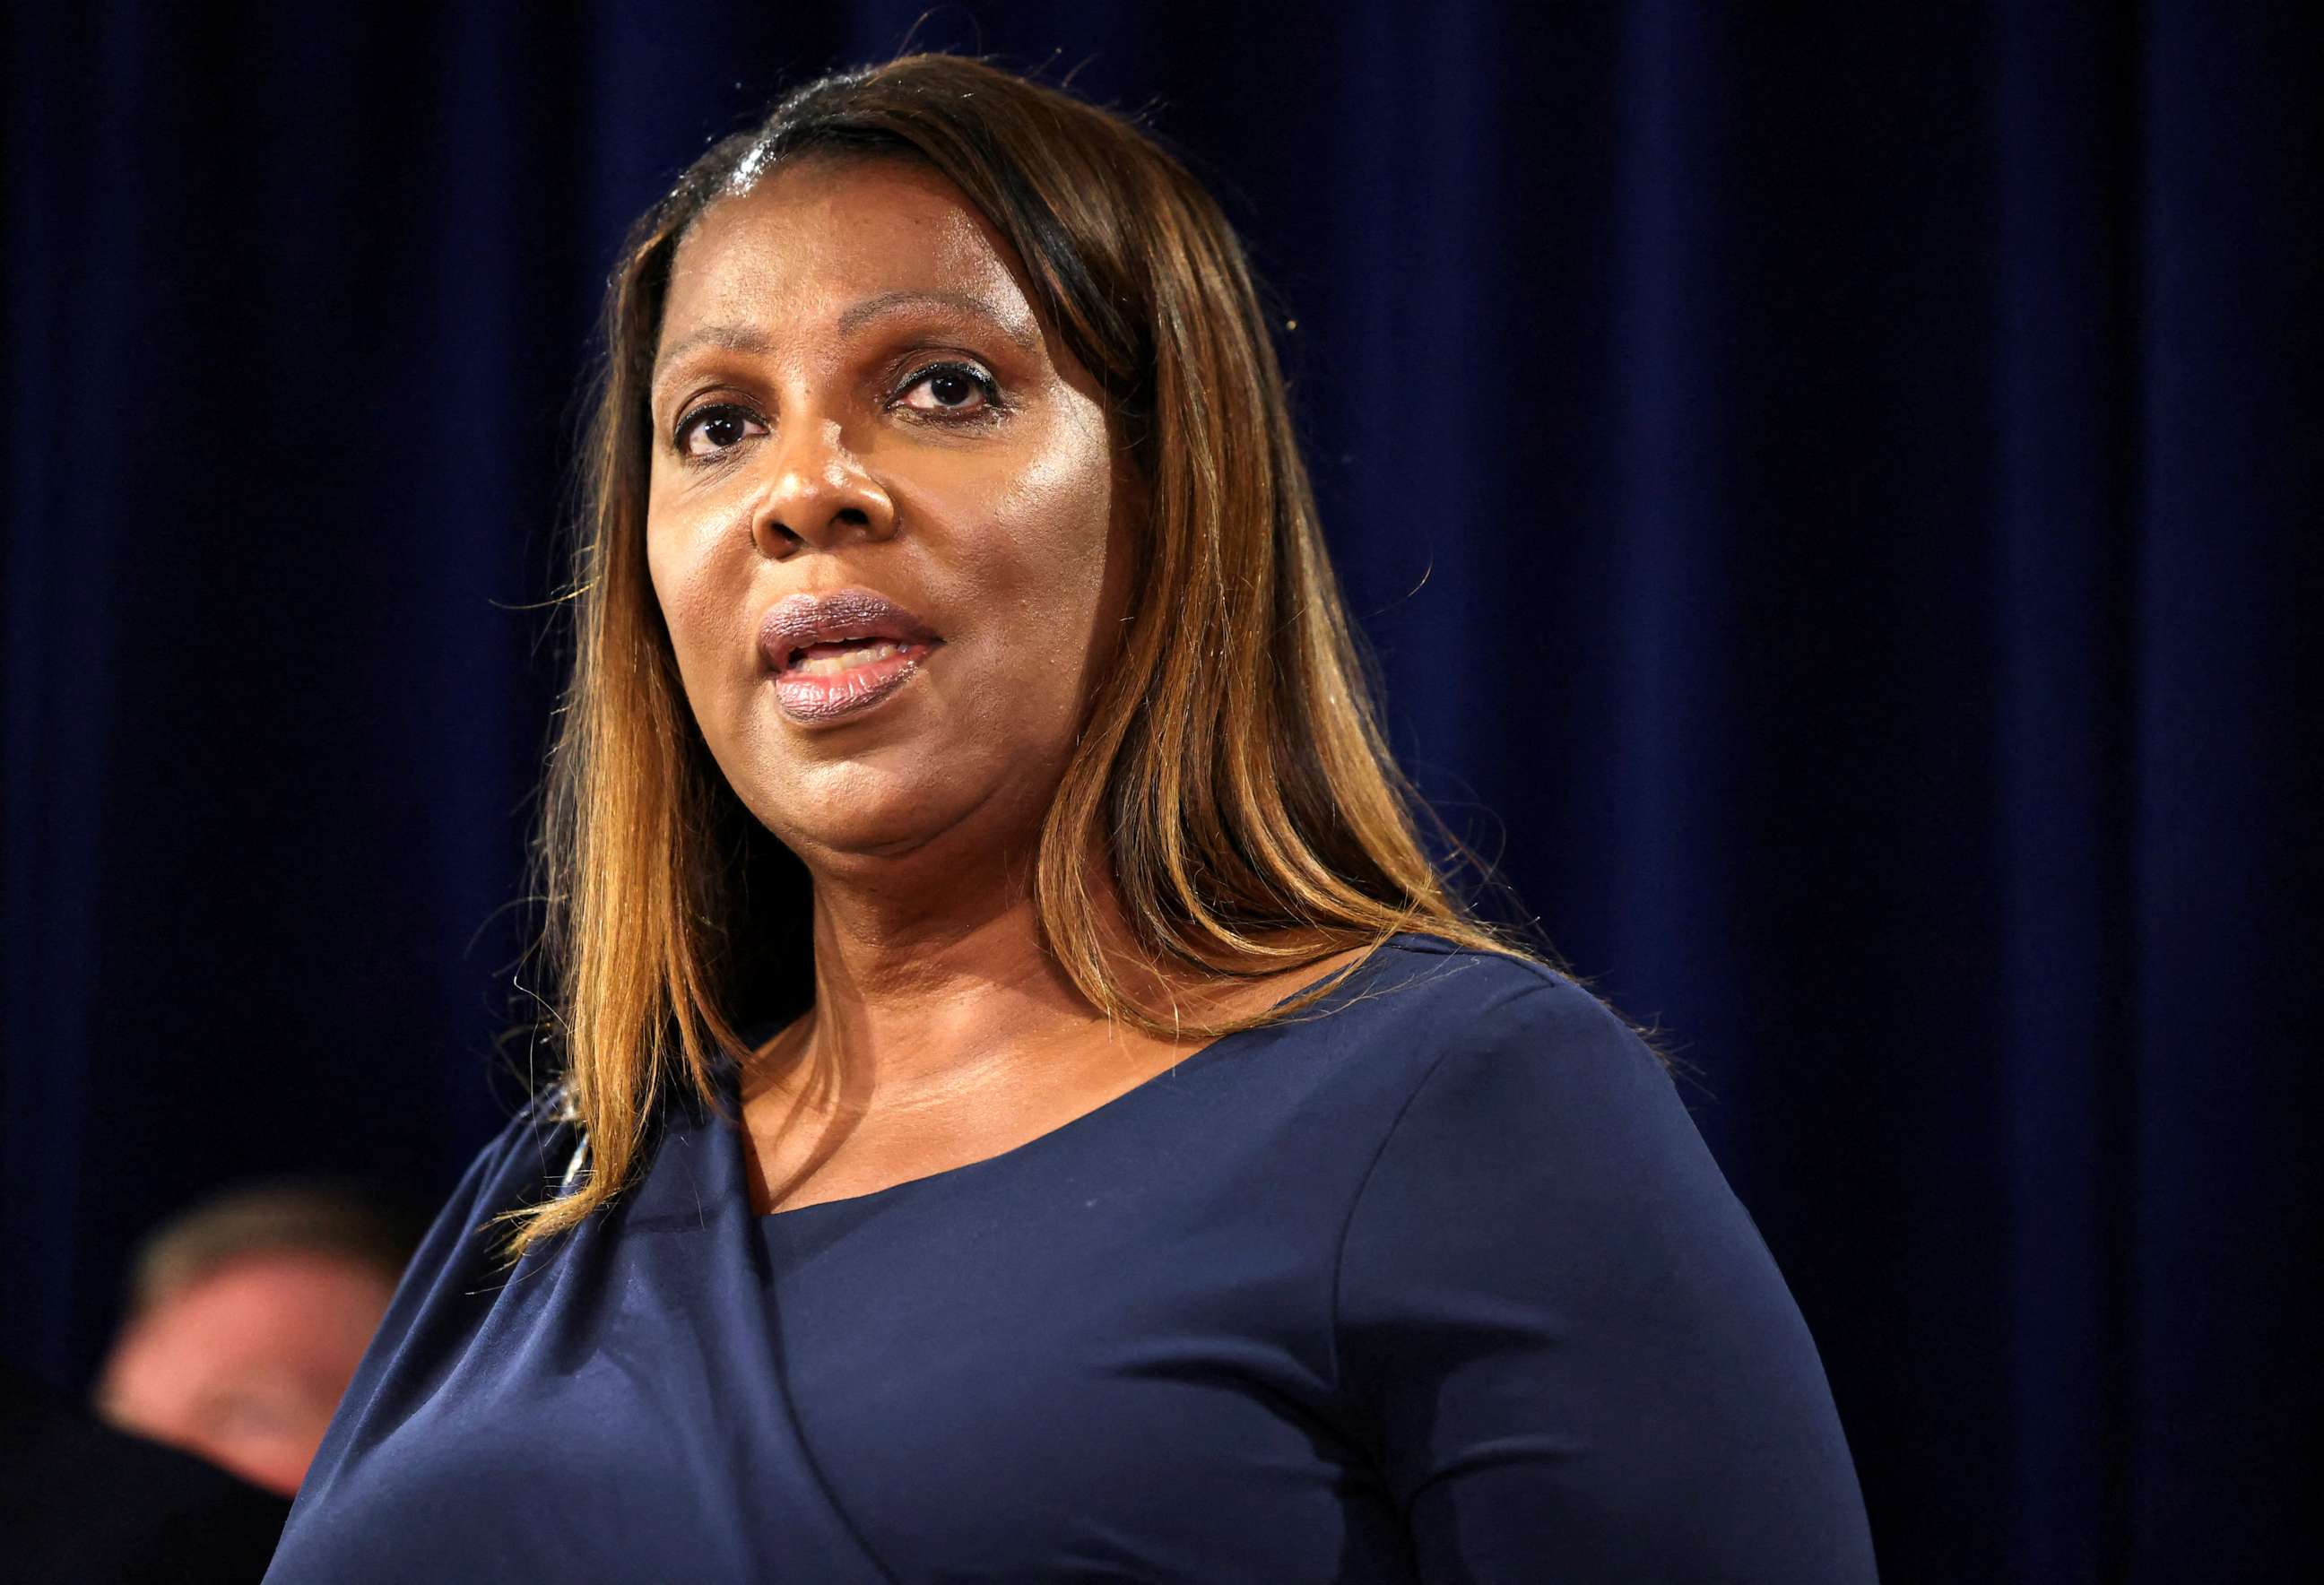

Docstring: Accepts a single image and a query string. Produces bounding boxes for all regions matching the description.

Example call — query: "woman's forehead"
[657,158,1041,359]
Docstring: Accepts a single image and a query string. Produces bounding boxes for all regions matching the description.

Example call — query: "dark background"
[5,2,2318,1580]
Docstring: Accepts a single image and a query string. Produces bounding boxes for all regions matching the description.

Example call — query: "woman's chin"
[751,781,989,869]
[747,757,1059,879]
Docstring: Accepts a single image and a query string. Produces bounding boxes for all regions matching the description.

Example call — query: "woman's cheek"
[646,520,747,732]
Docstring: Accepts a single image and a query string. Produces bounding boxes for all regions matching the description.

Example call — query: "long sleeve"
[1332,976,1880,1583]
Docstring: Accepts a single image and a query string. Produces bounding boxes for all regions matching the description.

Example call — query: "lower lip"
[770,643,937,723]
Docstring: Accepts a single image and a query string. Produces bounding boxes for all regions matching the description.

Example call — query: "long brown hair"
[507,53,1557,1256]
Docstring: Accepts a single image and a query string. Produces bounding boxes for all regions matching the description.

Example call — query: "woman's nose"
[750,418,897,557]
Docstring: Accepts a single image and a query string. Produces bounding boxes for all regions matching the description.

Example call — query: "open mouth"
[782,637,917,676]
[758,590,942,723]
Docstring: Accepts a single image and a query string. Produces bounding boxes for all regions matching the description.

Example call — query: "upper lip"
[756,588,942,671]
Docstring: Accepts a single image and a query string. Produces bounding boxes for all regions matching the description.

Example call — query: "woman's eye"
[676,404,766,457]
[897,364,997,417]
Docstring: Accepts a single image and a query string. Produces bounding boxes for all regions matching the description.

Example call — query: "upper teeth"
[793,639,903,677]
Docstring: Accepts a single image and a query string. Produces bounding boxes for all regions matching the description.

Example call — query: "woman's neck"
[746,841,1148,1116]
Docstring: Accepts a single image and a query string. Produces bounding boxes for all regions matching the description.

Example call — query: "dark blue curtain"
[5,4,2316,1579]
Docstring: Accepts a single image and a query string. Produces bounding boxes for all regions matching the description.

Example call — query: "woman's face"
[646,157,1132,873]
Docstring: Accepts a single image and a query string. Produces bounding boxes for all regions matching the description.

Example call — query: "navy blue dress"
[265,936,1878,1581]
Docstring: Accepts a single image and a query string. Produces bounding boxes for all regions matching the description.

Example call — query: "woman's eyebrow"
[650,292,1038,400]
[836,289,1038,350]
[651,325,776,395]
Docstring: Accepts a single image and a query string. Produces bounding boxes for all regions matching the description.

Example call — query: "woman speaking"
[266,53,1877,1582]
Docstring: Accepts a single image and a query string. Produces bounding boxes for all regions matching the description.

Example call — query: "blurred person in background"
[93,1181,420,1498]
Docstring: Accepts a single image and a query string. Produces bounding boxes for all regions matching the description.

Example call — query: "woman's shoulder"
[412,1081,588,1263]
[1255,930,1679,1156]
[1328,940,1875,1580]
[1330,931,1654,1078]
[487,1079,588,1186]
[292,1083,583,1491]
